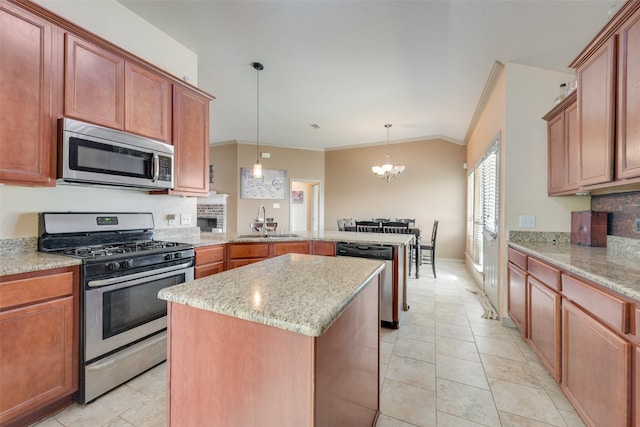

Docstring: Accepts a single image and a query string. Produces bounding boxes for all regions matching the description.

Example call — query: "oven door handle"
[87,262,193,288]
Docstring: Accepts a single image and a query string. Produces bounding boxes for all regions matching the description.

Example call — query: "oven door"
[84,262,193,362]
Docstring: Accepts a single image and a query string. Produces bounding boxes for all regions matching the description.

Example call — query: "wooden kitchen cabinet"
[195,244,225,279]
[124,61,171,142]
[0,266,79,426]
[0,1,58,186]
[507,247,527,337]
[273,241,310,256]
[312,241,336,256]
[227,243,270,269]
[64,33,125,131]
[543,92,579,195]
[562,299,631,427]
[576,37,616,187]
[65,34,172,143]
[635,343,639,427]
[528,276,562,382]
[169,85,211,196]
[616,6,640,180]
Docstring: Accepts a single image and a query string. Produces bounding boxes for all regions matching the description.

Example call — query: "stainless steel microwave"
[58,118,174,190]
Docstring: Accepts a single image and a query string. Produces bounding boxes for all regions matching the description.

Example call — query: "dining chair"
[372,218,390,223]
[396,218,416,226]
[419,220,439,278]
[382,221,410,234]
[355,220,381,232]
[337,219,346,231]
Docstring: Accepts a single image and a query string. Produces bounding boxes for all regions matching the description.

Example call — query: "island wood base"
[166,277,380,427]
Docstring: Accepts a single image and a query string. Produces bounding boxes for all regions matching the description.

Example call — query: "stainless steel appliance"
[336,242,403,328]
[38,212,194,403]
[58,118,174,190]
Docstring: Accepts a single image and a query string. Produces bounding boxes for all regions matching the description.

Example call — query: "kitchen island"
[158,253,385,427]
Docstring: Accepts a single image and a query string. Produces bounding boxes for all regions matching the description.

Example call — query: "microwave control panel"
[158,156,172,182]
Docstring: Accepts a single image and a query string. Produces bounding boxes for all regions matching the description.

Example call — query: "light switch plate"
[180,213,191,225]
[519,215,536,228]
[167,214,178,226]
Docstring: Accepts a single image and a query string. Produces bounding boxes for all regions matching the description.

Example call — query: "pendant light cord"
[256,66,260,163]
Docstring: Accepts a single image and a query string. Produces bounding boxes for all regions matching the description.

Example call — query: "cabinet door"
[528,277,561,382]
[125,62,171,142]
[565,101,580,189]
[312,241,336,256]
[65,33,125,129]
[507,262,527,338]
[577,37,616,186]
[635,345,639,427]
[617,7,640,180]
[273,241,310,256]
[562,300,631,427]
[195,262,225,279]
[547,111,568,194]
[171,86,210,196]
[0,296,74,425]
[0,3,56,185]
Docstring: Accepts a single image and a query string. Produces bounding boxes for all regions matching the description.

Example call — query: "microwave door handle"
[152,153,159,182]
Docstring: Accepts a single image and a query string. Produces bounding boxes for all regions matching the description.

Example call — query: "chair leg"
[431,249,436,278]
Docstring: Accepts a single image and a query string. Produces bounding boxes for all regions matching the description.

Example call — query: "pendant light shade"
[372,124,405,182]
[252,62,264,179]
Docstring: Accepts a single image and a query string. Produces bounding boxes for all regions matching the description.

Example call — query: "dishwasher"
[336,242,403,328]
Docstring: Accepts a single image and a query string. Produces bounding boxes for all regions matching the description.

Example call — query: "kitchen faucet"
[255,205,267,236]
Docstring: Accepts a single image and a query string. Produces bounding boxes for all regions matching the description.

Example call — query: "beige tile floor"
[32,261,585,427]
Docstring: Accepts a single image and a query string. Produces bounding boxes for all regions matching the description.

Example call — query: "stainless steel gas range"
[38,212,194,403]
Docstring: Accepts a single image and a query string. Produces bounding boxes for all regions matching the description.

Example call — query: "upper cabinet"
[0,1,58,186]
[1,0,214,192]
[543,92,579,195]
[616,6,640,180]
[564,1,640,194]
[65,34,171,143]
[170,86,210,196]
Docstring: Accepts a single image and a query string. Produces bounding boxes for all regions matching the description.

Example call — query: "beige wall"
[325,139,467,259]
[210,142,325,234]
[466,63,591,318]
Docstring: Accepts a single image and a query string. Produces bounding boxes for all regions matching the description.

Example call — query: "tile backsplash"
[591,191,640,239]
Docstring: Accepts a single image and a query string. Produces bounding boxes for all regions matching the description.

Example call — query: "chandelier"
[372,124,405,182]
[252,62,264,179]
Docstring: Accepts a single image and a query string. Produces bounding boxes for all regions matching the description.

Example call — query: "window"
[467,138,499,269]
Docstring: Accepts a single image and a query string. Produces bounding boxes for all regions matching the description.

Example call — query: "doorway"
[290,179,321,232]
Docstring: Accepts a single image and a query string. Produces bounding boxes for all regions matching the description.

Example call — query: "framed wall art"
[240,168,287,199]
[291,190,304,204]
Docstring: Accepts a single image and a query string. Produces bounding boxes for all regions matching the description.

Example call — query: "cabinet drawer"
[228,243,270,259]
[528,257,561,291]
[273,242,310,256]
[312,241,336,256]
[227,259,265,269]
[508,247,527,270]
[195,245,225,265]
[195,262,224,279]
[632,306,640,345]
[0,271,74,310]
[562,274,630,334]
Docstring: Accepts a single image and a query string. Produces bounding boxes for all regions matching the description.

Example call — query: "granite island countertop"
[508,240,640,302]
[158,253,385,336]
[176,230,415,247]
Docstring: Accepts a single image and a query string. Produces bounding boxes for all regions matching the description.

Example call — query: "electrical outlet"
[167,214,178,226]
[180,213,191,225]
[272,203,280,209]
[519,215,536,228]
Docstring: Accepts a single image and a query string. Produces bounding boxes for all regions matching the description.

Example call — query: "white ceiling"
[118,0,617,150]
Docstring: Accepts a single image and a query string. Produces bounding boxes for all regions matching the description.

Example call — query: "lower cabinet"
[562,299,631,427]
[528,276,561,382]
[227,243,270,270]
[312,241,336,256]
[273,241,310,256]
[0,267,78,426]
[194,245,225,279]
[507,262,527,337]
[635,345,639,427]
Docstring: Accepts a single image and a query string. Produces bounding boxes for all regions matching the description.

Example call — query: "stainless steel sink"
[235,233,301,239]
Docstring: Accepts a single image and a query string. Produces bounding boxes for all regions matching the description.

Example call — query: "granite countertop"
[0,250,82,277]
[185,230,414,247]
[508,240,640,302]
[158,253,385,337]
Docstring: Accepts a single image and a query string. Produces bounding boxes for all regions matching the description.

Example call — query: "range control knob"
[174,252,182,259]
[120,259,133,269]
[164,254,173,261]
[107,262,120,271]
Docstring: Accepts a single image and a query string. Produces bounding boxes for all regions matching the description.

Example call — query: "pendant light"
[372,124,405,182]
[252,62,264,179]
